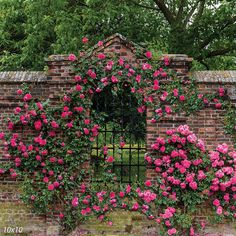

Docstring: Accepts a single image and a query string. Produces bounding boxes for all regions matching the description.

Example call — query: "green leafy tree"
[0,0,235,70]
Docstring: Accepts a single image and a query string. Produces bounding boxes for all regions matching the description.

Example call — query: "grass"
[90,122,146,183]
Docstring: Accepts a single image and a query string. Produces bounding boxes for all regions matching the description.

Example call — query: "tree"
[126,0,236,69]
[0,0,235,70]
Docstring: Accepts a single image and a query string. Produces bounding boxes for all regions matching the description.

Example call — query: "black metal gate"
[91,85,146,183]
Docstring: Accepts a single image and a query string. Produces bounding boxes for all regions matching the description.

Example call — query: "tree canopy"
[0,0,235,70]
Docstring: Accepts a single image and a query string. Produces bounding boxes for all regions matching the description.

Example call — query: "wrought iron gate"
[91,85,146,183]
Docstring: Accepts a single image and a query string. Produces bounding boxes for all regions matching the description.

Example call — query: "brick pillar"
[146,54,193,182]
[162,54,193,79]
[46,55,74,81]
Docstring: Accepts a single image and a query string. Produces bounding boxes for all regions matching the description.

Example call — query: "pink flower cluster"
[209,144,236,218]
[148,125,208,201]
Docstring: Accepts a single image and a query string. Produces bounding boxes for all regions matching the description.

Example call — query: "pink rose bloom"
[43,177,49,183]
[142,63,152,70]
[190,227,194,236]
[17,89,23,95]
[23,93,32,102]
[179,95,185,101]
[97,53,106,59]
[74,106,83,112]
[198,170,206,180]
[34,120,42,130]
[58,159,64,164]
[66,122,73,128]
[106,156,114,163]
[126,184,131,193]
[189,181,198,190]
[68,54,77,61]
[216,143,228,154]
[82,37,89,44]
[118,57,124,66]
[223,193,230,202]
[165,105,172,114]
[37,102,43,110]
[76,84,82,91]
[218,87,225,96]
[200,221,206,229]
[97,41,103,46]
[48,184,54,191]
[0,132,5,140]
[187,134,197,143]
[173,88,178,97]
[165,220,171,227]
[14,107,21,114]
[51,121,59,128]
[167,228,177,235]
[132,202,139,211]
[216,206,223,215]
[111,75,118,83]
[145,51,152,59]
[145,180,152,187]
[164,56,169,66]
[213,199,220,207]
[53,181,60,188]
[145,155,152,164]
[180,182,186,189]
[72,197,78,207]
[181,159,191,168]
[215,103,222,109]
[108,221,113,226]
[161,72,167,77]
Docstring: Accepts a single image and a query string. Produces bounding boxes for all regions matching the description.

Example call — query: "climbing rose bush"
[209,144,236,219]
[0,37,235,235]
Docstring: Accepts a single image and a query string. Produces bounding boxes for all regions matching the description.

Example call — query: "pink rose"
[106,156,114,163]
[145,180,152,187]
[0,132,5,140]
[218,87,225,96]
[215,103,222,109]
[190,227,194,236]
[179,95,185,101]
[189,181,198,190]
[167,228,177,235]
[72,197,78,207]
[51,121,59,128]
[145,51,152,59]
[17,89,23,95]
[132,202,139,211]
[173,89,178,97]
[68,54,77,61]
[43,177,49,183]
[213,199,220,206]
[34,120,42,130]
[97,53,106,59]
[97,41,103,46]
[48,184,55,191]
[216,206,223,215]
[23,93,32,102]
[82,37,89,44]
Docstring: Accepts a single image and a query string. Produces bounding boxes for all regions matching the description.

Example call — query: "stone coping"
[0,71,235,83]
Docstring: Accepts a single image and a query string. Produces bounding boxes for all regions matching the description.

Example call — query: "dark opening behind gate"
[91,85,146,183]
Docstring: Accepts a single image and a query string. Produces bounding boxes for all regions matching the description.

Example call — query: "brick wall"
[0,34,235,235]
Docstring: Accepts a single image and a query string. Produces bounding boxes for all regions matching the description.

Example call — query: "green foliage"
[1,0,235,70]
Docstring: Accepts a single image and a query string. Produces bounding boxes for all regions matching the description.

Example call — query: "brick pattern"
[0,34,235,235]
